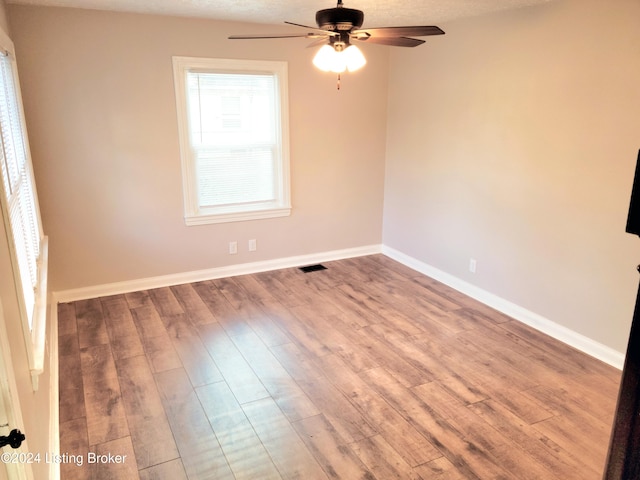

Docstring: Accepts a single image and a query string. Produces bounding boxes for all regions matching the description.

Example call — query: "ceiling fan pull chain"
[337,73,341,90]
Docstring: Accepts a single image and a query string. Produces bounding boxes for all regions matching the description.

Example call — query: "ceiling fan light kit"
[229,0,444,87]
[312,43,366,73]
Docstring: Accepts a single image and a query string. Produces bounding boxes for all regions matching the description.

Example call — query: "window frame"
[0,27,48,390]
[172,56,291,225]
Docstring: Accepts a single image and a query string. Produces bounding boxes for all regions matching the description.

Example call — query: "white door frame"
[0,300,32,480]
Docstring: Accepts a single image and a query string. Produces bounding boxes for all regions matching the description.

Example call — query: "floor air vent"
[299,264,327,273]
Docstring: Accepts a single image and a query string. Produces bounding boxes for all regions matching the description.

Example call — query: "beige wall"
[0,0,9,34]
[0,0,53,478]
[384,0,640,353]
[8,0,640,356]
[8,5,388,292]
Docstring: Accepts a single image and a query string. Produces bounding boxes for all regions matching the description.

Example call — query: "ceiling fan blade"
[353,36,425,47]
[352,26,444,38]
[284,21,339,37]
[228,32,326,40]
[306,37,330,48]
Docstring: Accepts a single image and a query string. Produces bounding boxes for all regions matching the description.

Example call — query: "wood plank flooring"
[57,254,621,479]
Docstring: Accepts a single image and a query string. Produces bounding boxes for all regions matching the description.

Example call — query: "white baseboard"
[52,242,624,369]
[53,244,383,304]
[382,245,625,370]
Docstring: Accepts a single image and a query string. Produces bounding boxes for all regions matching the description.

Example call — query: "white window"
[173,57,291,225]
[0,29,48,388]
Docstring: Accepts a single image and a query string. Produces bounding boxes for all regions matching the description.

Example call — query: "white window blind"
[173,57,291,225]
[0,52,41,330]
[0,33,48,388]
[188,72,277,209]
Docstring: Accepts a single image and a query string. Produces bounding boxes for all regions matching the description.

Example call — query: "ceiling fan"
[229,0,444,83]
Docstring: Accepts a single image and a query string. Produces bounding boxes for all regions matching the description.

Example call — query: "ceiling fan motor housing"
[316,7,364,31]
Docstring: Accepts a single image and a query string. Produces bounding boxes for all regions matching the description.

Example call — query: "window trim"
[172,56,291,225]
[0,27,48,390]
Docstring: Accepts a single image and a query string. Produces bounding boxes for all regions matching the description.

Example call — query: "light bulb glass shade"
[313,44,366,73]
[343,45,366,72]
[313,44,345,73]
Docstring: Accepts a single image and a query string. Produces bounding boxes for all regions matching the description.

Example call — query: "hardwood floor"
[57,254,621,479]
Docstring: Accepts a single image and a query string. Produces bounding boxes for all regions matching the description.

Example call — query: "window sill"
[30,235,48,391]
[185,206,291,226]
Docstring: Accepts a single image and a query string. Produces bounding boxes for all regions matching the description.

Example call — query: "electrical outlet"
[248,239,257,252]
[469,258,477,273]
[229,241,238,254]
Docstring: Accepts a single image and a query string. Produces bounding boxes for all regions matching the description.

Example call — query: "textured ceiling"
[6,0,553,27]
